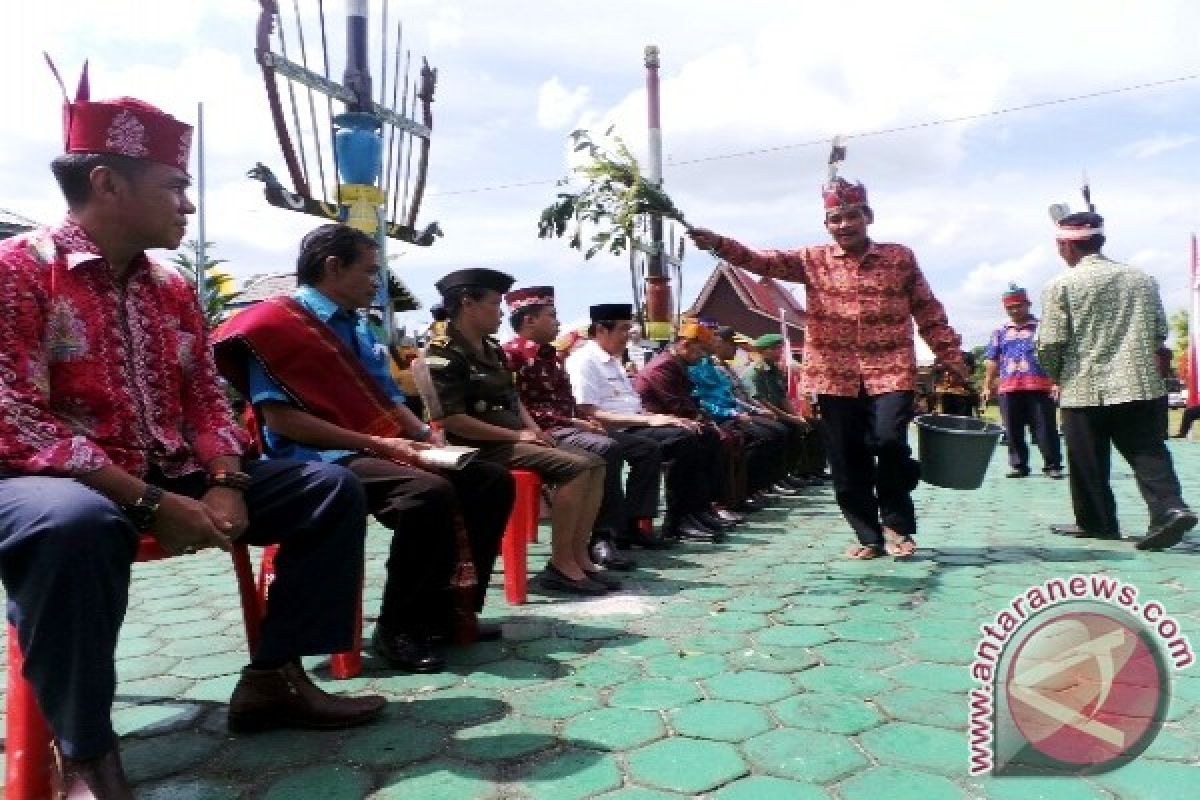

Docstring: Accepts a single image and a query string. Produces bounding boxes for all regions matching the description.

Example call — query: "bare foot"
[882,527,917,557]
[845,544,883,560]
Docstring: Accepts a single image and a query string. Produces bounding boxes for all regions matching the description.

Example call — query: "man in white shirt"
[567,304,734,543]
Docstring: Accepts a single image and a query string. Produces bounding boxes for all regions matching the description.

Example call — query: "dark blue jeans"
[0,459,366,760]
[998,390,1062,472]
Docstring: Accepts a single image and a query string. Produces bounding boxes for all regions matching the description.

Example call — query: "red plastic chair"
[501,469,542,605]
[4,536,361,800]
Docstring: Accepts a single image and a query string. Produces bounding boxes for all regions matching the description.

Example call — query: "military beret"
[434,268,515,296]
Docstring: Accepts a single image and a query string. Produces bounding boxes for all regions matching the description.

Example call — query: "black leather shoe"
[371,627,445,673]
[1050,523,1119,540]
[1137,508,1198,551]
[767,481,800,496]
[782,476,810,490]
[712,507,745,524]
[540,563,609,595]
[1006,467,1030,478]
[584,569,622,589]
[590,536,637,571]
[52,743,134,800]
[697,510,737,530]
[620,524,676,550]
[735,496,765,512]
[666,516,720,543]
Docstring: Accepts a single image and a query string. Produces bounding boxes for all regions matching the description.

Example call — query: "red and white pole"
[642,44,673,341]
[1189,233,1199,404]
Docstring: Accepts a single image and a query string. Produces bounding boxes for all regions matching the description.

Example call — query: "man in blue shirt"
[215,225,514,673]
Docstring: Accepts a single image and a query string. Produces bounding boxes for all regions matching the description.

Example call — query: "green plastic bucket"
[915,414,1004,490]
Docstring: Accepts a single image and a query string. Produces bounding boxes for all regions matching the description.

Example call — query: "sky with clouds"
[3,0,1198,347]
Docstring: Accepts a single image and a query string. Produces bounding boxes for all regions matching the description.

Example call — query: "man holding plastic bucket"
[1038,202,1196,550]
[689,170,968,560]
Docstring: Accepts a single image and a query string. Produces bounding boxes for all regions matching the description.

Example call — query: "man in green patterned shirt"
[1037,210,1195,550]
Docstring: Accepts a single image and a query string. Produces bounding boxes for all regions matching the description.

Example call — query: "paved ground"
[3,440,1198,799]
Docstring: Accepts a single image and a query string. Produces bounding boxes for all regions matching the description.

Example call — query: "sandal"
[882,528,917,558]
[845,544,883,560]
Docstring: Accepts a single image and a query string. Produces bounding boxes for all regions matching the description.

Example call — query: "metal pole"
[1190,233,1199,404]
[344,0,372,112]
[642,45,672,341]
[195,101,207,310]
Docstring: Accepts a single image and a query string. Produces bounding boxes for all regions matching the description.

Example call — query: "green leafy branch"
[537,127,690,259]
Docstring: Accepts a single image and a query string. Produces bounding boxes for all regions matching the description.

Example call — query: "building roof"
[686,262,806,326]
[229,272,420,312]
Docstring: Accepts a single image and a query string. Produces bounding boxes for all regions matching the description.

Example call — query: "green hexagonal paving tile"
[452,715,555,761]
[112,702,204,737]
[888,662,975,693]
[461,658,559,690]
[607,636,675,659]
[516,637,594,663]
[593,790,683,800]
[371,760,495,800]
[608,678,702,711]
[1092,759,1200,799]
[626,737,748,793]
[899,636,974,664]
[370,669,461,696]
[874,687,966,730]
[858,722,968,776]
[703,670,794,704]
[520,748,622,800]
[509,683,601,719]
[793,665,893,697]
[677,633,751,654]
[706,611,770,632]
[839,766,966,800]
[168,653,247,680]
[262,765,371,799]
[726,646,819,674]
[338,716,444,767]
[669,700,770,741]
[160,636,242,658]
[406,688,507,725]
[118,674,194,703]
[215,728,333,774]
[774,606,848,626]
[117,655,180,683]
[723,595,787,614]
[742,727,867,783]
[181,673,240,704]
[139,778,240,800]
[645,652,727,680]
[123,732,223,784]
[969,775,1112,800]
[809,640,898,669]
[711,775,832,800]
[827,620,909,644]
[565,657,642,688]
[562,707,665,750]
[754,625,833,648]
[770,691,884,734]
[156,619,230,640]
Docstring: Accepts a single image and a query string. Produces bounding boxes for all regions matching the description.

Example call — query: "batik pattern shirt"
[1037,254,1168,408]
[0,219,244,477]
[688,357,742,421]
[983,317,1054,394]
[711,236,963,397]
[502,335,577,430]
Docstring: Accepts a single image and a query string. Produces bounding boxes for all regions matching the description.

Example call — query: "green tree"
[171,240,237,329]
[1168,309,1190,381]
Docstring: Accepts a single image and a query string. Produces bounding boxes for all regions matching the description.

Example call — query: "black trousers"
[619,424,719,521]
[1179,404,1200,437]
[818,390,920,545]
[552,428,661,532]
[719,417,781,494]
[0,459,366,760]
[998,390,1062,472]
[1061,399,1187,535]
[340,456,513,633]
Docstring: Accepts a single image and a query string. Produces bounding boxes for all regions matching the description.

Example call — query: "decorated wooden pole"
[1190,233,1198,404]
[642,45,673,342]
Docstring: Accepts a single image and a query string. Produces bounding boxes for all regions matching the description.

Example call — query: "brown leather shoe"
[52,742,133,800]
[227,661,385,733]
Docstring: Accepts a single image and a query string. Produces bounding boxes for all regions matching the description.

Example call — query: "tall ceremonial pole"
[337,0,393,342]
[642,45,673,342]
[1190,233,1199,405]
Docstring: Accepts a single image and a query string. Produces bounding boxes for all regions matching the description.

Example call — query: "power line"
[429,71,1200,198]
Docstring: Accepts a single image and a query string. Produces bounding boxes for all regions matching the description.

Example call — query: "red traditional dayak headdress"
[504,285,555,310]
[46,55,193,174]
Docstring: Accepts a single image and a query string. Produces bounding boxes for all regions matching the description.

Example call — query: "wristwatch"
[207,469,252,492]
[122,485,164,531]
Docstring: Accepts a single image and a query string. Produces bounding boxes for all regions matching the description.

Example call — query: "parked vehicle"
[1167,378,1187,409]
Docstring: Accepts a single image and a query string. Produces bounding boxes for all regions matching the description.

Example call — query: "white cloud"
[1118,134,1199,160]
[536,77,591,130]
